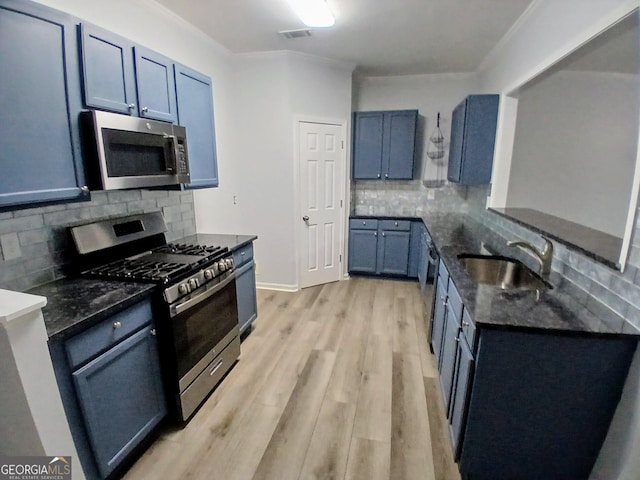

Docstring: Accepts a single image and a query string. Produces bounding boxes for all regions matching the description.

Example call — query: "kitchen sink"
[457,254,552,291]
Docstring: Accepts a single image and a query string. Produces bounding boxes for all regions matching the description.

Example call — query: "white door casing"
[298,121,345,289]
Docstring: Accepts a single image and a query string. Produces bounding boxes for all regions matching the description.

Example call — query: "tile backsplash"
[0,190,196,292]
[351,180,488,217]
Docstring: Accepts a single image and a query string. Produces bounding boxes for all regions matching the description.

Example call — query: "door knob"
[302,216,309,222]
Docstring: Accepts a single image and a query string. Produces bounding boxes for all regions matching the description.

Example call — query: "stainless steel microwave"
[81,110,190,190]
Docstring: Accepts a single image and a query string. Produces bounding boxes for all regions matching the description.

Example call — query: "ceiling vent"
[279,29,312,39]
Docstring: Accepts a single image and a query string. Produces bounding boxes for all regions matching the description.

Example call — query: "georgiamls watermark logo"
[0,456,71,480]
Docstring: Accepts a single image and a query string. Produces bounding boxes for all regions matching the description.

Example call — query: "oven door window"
[171,280,238,381]
[102,128,174,177]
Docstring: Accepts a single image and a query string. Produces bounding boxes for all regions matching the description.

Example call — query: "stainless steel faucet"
[506,236,554,275]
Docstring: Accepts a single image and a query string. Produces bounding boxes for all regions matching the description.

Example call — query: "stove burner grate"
[87,258,190,282]
[155,243,225,257]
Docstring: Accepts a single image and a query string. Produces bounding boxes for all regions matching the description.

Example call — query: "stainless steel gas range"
[70,212,240,422]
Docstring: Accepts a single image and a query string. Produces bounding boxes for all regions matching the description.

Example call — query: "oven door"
[169,271,239,393]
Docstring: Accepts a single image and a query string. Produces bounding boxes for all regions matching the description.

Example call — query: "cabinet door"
[80,23,137,115]
[447,99,466,183]
[72,326,166,478]
[134,46,178,123]
[236,260,258,334]
[431,276,448,365]
[449,336,474,459]
[438,302,460,416]
[174,64,219,188]
[459,95,499,184]
[0,1,87,207]
[352,112,384,179]
[348,229,378,273]
[383,110,417,180]
[377,230,410,275]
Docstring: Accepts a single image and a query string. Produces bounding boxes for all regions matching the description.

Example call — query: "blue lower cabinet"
[50,298,166,480]
[348,217,419,278]
[236,261,257,334]
[377,230,410,275]
[73,326,166,478]
[348,229,379,274]
[233,242,258,334]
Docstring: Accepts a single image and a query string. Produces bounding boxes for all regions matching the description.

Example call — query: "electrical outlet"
[427,190,435,200]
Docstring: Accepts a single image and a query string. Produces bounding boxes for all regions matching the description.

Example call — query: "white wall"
[478,1,640,478]
[353,73,478,182]
[194,51,353,289]
[507,70,638,237]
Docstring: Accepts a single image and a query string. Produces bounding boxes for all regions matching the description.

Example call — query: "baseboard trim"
[256,282,299,292]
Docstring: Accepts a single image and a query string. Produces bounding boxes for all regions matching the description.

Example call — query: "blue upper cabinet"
[134,46,178,123]
[384,111,417,179]
[80,23,137,115]
[353,110,417,180]
[174,64,219,188]
[0,0,88,208]
[353,112,384,179]
[80,23,178,123]
[447,94,499,185]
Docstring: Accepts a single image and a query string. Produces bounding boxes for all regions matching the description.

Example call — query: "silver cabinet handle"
[385,173,389,178]
[141,106,149,113]
[455,336,460,343]
[382,232,385,237]
[113,321,122,329]
[128,103,136,109]
[150,328,156,336]
[377,174,381,178]
[462,321,470,327]
[374,232,377,236]
[394,221,398,226]
[241,251,246,256]
[362,221,366,225]
[302,215,309,222]
[80,186,89,194]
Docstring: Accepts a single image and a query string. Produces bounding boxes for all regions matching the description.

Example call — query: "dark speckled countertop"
[419,212,638,336]
[352,213,638,336]
[28,233,257,341]
[178,233,257,252]
[27,278,156,341]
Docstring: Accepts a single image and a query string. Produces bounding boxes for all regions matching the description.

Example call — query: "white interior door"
[299,121,344,289]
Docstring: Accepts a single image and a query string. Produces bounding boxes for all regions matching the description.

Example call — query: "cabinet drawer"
[349,218,378,230]
[66,299,153,369]
[379,219,411,231]
[447,280,463,322]
[233,243,254,267]
[462,308,477,350]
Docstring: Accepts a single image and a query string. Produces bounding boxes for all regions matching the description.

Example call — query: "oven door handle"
[172,271,237,317]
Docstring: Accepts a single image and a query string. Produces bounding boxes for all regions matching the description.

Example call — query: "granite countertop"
[178,233,257,252]
[28,233,258,341]
[420,212,639,336]
[27,278,156,341]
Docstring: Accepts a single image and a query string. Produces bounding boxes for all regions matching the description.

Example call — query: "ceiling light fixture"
[286,0,335,28]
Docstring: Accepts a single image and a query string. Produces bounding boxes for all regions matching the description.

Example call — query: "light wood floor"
[123,277,460,480]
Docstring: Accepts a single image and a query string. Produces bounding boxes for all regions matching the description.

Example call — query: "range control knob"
[204,269,214,280]
[188,278,199,290]
[224,258,233,269]
[218,260,227,272]
[178,283,190,295]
